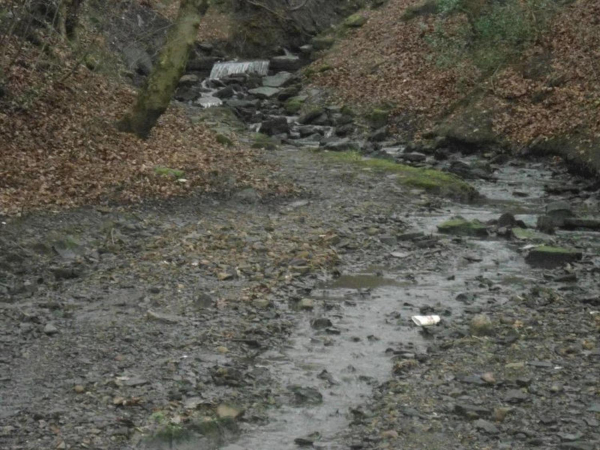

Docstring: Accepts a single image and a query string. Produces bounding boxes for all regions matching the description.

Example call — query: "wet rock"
[214,85,237,99]
[323,139,359,152]
[146,310,180,324]
[298,298,314,310]
[248,87,281,99]
[298,108,325,125]
[437,216,488,237]
[454,403,491,419]
[379,235,397,246]
[178,74,199,86]
[261,116,289,136]
[44,323,59,335]
[294,431,321,446]
[474,419,499,434]
[498,212,518,228]
[504,389,529,403]
[270,55,302,72]
[289,386,323,406]
[262,72,294,88]
[311,318,333,329]
[216,404,244,420]
[512,227,551,242]
[336,124,355,137]
[399,152,427,163]
[525,246,583,268]
[537,201,575,230]
[470,314,494,336]
[564,218,600,230]
[194,293,214,309]
[369,127,389,142]
[493,407,512,422]
[186,56,219,71]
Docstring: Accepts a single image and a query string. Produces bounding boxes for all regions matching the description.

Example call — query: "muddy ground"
[1,139,599,450]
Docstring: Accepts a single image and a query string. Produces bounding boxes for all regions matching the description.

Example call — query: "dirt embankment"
[309,0,600,175]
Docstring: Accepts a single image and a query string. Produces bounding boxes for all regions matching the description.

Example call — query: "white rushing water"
[210,61,270,80]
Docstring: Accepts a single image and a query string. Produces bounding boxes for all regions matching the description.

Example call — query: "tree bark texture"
[117,0,208,139]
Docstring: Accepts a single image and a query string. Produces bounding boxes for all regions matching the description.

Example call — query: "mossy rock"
[401,0,439,21]
[324,152,478,201]
[341,105,356,117]
[344,13,368,28]
[437,216,488,237]
[154,166,185,179]
[511,227,551,242]
[367,108,390,129]
[525,246,583,268]
[311,36,336,51]
[251,133,278,150]
[284,96,305,114]
[216,134,233,147]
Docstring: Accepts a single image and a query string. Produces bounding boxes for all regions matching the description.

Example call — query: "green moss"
[154,166,185,179]
[324,152,478,200]
[401,0,439,21]
[251,133,278,150]
[367,108,390,129]
[532,246,579,254]
[437,216,488,236]
[216,133,233,146]
[344,13,368,28]
[284,96,305,114]
[311,36,336,51]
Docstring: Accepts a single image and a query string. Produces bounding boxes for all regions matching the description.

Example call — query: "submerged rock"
[437,216,488,237]
[525,246,583,268]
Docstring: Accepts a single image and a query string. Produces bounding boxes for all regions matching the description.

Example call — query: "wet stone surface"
[1,125,599,449]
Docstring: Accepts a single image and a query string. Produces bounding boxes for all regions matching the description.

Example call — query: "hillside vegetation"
[311,0,600,172]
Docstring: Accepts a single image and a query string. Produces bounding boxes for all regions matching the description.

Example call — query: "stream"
[212,156,598,449]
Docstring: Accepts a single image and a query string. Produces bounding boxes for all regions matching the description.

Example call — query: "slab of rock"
[146,310,180,324]
[178,74,199,86]
[299,108,325,125]
[437,216,488,237]
[289,385,323,405]
[216,403,244,420]
[454,403,491,419]
[564,218,600,230]
[474,419,499,434]
[323,139,359,152]
[270,55,302,71]
[262,72,294,88]
[44,323,59,335]
[260,116,289,135]
[525,246,583,268]
[248,87,281,99]
[504,389,529,403]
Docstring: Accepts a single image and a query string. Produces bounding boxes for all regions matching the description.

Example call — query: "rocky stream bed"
[1,60,600,450]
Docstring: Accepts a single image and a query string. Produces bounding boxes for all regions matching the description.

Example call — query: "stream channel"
[147,60,600,449]
[212,159,596,449]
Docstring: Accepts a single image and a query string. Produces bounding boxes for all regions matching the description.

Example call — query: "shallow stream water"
[213,159,594,449]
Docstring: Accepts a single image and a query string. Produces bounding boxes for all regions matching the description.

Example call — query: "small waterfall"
[209,61,270,80]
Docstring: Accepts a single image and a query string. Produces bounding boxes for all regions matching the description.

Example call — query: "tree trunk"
[117,0,209,139]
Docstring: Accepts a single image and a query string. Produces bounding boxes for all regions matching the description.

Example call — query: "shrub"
[425,0,559,73]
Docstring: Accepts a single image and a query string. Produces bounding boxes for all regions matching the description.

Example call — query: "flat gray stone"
[248,87,281,99]
[262,72,293,88]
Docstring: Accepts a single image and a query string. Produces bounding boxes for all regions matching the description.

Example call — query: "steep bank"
[309,0,600,174]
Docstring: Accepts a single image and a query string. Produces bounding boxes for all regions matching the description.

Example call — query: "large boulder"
[525,246,583,268]
[261,116,290,136]
[270,55,303,72]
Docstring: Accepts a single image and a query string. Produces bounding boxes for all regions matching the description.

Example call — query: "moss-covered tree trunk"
[117,0,209,139]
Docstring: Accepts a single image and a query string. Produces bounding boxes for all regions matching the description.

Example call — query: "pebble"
[43,323,58,335]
